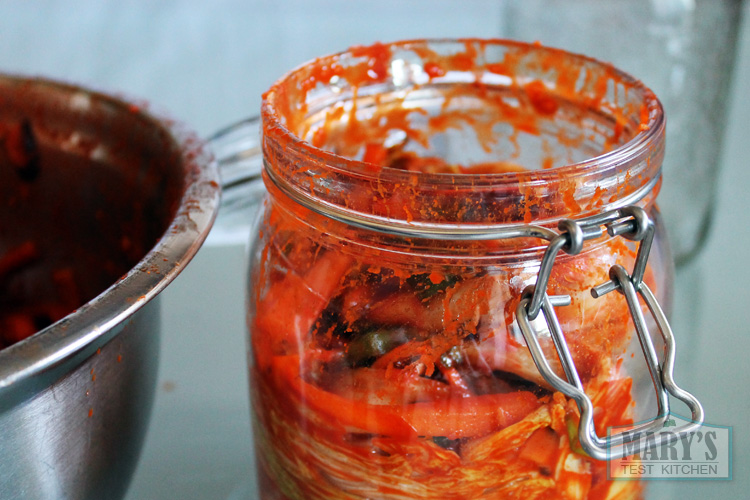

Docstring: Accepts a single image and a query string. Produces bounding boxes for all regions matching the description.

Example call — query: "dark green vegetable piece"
[346,327,409,367]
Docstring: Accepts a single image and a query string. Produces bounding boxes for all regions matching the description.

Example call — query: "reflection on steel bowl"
[0,75,220,500]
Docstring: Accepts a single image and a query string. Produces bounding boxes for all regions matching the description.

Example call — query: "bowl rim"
[0,75,221,401]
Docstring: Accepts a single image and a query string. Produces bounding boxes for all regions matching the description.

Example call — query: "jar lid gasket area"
[261,39,665,229]
[263,154,662,241]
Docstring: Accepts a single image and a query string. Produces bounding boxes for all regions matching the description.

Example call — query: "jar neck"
[261,39,665,235]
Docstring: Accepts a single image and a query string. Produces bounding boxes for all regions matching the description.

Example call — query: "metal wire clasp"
[515,206,704,461]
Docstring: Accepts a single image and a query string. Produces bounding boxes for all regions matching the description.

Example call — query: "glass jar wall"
[247,39,671,500]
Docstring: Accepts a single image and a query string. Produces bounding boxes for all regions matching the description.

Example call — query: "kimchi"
[247,39,669,500]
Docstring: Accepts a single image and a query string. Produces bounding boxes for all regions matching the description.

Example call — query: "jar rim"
[261,38,665,229]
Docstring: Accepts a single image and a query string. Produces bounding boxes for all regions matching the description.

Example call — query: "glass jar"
[244,39,688,500]
[501,0,743,265]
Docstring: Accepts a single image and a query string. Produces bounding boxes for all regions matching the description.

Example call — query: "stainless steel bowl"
[0,76,220,499]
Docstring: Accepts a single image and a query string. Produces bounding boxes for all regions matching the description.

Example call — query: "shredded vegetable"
[250,209,645,499]
[249,39,657,500]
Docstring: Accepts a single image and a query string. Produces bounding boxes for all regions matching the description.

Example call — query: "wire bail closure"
[259,154,705,461]
[515,205,704,461]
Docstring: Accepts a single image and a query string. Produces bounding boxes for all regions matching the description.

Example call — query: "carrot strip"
[254,251,353,361]
[1,313,37,345]
[397,391,542,439]
[0,241,40,278]
[439,365,473,398]
[52,267,82,309]
[270,355,417,439]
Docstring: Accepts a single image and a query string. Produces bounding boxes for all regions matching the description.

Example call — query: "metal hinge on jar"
[245,144,705,461]
[515,206,704,461]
